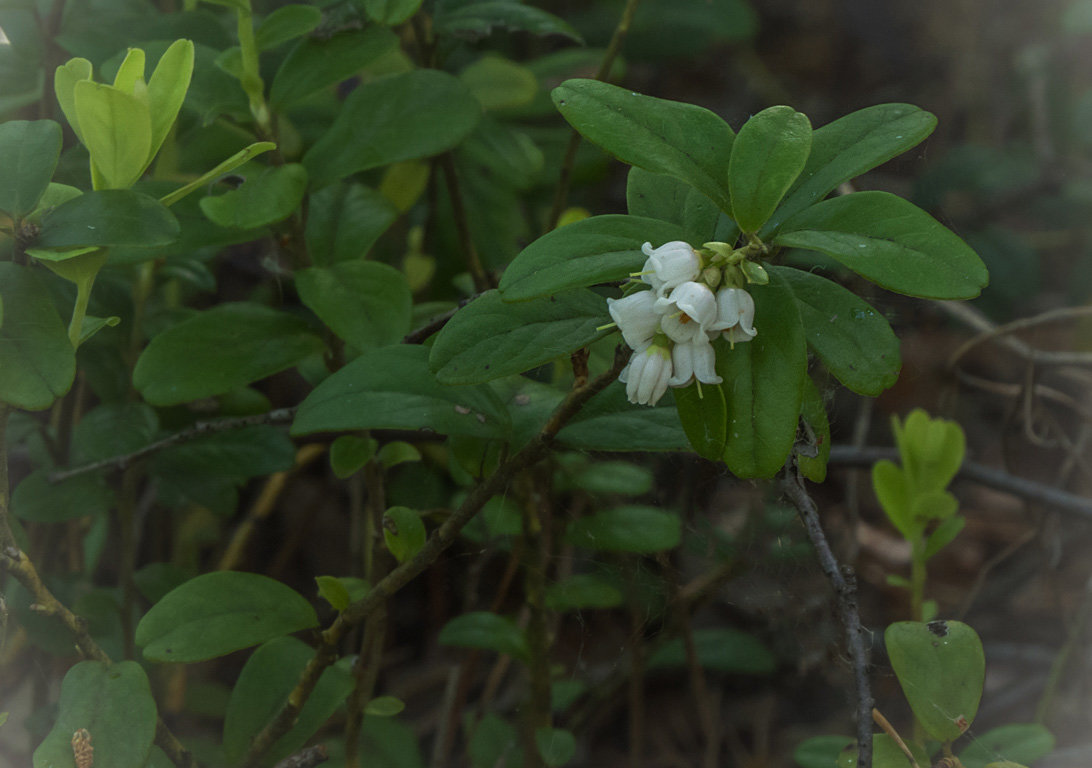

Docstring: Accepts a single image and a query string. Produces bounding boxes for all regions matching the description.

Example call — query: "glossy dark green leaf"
[648,628,776,674]
[304,70,481,185]
[797,376,831,483]
[718,275,807,478]
[269,25,398,109]
[498,215,687,301]
[0,119,61,217]
[885,620,985,743]
[958,724,1055,768]
[363,0,422,25]
[199,163,307,229]
[773,265,901,395]
[626,167,721,243]
[383,506,427,563]
[12,470,114,523]
[535,728,576,768]
[136,571,319,662]
[34,189,179,249]
[0,262,75,410]
[439,611,530,660]
[556,383,690,452]
[773,191,989,299]
[256,4,322,49]
[672,380,727,461]
[306,182,399,264]
[133,303,325,405]
[762,103,937,236]
[729,106,811,233]
[567,505,680,553]
[552,79,734,211]
[435,1,582,42]
[292,345,510,439]
[544,574,623,612]
[429,289,608,384]
[296,261,412,349]
[223,637,354,765]
[32,661,157,768]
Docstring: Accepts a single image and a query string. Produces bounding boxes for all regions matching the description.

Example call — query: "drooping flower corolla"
[709,287,758,344]
[640,241,701,299]
[668,338,721,387]
[607,290,661,351]
[619,343,673,406]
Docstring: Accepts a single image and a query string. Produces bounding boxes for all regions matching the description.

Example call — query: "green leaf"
[292,345,510,439]
[958,723,1055,768]
[556,383,690,452]
[435,1,582,42]
[499,215,687,301]
[673,380,728,461]
[315,575,369,612]
[885,620,985,743]
[364,0,422,25]
[429,289,608,384]
[872,459,915,538]
[729,105,812,232]
[329,435,378,479]
[146,39,194,163]
[924,515,966,560]
[269,26,399,109]
[647,627,776,674]
[797,376,831,483]
[439,611,530,660]
[54,57,94,144]
[718,274,807,479]
[535,727,576,768]
[133,303,325,405]
[762,103,937,236]
[377,441,421,468]
[305,182,399,264]
[773,191,989,299]
[136,571,319,662]
[199,163,307,229]
[35,189,180,248]
[569,461,653,496]
[74,80,152,189]
[469,714,521,768]
[544,574,623,612]
[0,263,75,410]
[552,79,734,211]
[383,506,427,563]
[365,695,406,717]
[836,734,930,768]
[304,69,481,185]
[159,141,276,208]
[32,661,157,768]
[460,55,537,111]
[256,5,323,49]
[567,505,681,553]
[297,261,412,349]
[12,470,114,523]
[792,735,853,768]
[223,637,353,765]
[0,119,61,217]
[894,409,966,492]
[72,402,158,463]
[773,265,901,395]
[626,167,721,243]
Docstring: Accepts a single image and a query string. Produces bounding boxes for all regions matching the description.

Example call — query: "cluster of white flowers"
[608,241,759,406]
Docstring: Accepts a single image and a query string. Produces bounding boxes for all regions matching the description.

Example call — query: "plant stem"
[439,153,491,292]
[520,472,552,766]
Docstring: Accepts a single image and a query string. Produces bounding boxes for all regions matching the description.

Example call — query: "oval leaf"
[535,727,576,768]
[135,571,319,662]
[12,470,114,523]
[773,191,989,299]
[364,0,423,25]
[199,163,307,229]
[35,189,180,249]
[269,26,398,109]
[958,724,1055,768]
[499,214,687,301]
[729,105,812,233]
[0,119,61,217]
[133,302,324,405]
[566,505,681,553]
[672,380,728,461]
[304,69,481,185]
[626,167,721,243]
[648,627,776,674]
[429,289,608,384]
[885,620,985,743]
[256,5,323,49]
[383,506,427,563]
[552,79,734,212]
[544,574,623,612]
[291,345,509,438]
[73,80,151,189]
[32,661,157,768]
[773,265,901,395]
[438,611,529,660]
[296,261,411,349]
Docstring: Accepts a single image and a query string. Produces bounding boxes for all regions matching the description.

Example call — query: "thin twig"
[780,463,873,768]
[439,153,492,292]
[240,350,631,768]
[272,745,329,768]
[827,445,1092,520]
[545,0,642,231]
[871,709,921,768]
[940,301,1092,368]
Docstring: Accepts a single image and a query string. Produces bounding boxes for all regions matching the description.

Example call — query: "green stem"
[236,6,270,135]
[910,538,927,622]
[67,276,95,348]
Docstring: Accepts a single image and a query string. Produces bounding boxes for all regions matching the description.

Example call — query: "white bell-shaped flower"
[619,343,673,406]
[656,281,718,342]
[607,290,661,351]
[669,336,722,387]
[640,241,701,298]
[709,287,757,344]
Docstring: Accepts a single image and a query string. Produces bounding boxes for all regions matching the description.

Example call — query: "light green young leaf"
[365,696,406,717]
[74,80,152,189]
[924,515,966,560]
[552,79,735,211]
[146,39,195,163]
[729,105,811,232]
[54,57,93,143]
[112,47,146,94]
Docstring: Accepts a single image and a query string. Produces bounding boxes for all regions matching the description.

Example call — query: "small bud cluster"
[608,241,762,406]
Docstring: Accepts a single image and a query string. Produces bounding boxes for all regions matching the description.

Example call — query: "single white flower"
[669,336,722,387]
[619,343,673,406]
[656,281,718,341]
[640,241,701,298]
[709,287,757,344]
[607,290,661,351]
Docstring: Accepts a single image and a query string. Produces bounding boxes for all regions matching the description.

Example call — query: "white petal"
[691,340,722,384]
[607,291,660,350]
[668,343,695,387]
[669,282,717,328]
